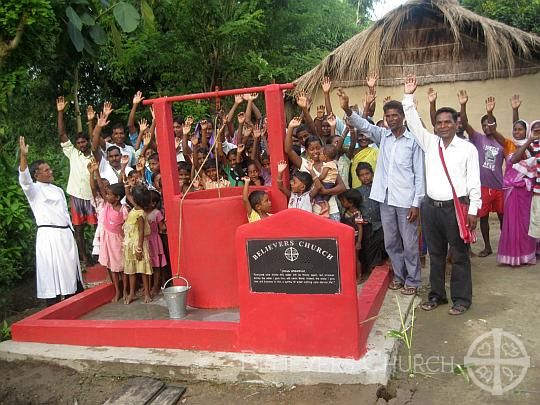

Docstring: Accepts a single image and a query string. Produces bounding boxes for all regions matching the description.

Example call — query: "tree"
[0,0,373,289]
[461,0,540,34]
[55,0,152,133]
[0,0,55,65]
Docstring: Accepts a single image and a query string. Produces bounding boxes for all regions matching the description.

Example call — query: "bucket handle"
[162,276,190,290]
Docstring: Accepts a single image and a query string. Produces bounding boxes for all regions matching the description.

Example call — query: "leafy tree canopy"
[461,0,540,34]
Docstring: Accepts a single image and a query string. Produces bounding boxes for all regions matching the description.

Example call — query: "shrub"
[0,142,70,288]
[0,173,35,285]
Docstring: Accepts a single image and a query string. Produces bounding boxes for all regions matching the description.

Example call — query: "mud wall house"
[294,0,540,137]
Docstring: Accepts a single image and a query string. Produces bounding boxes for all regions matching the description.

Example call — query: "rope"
[214,115,221,199]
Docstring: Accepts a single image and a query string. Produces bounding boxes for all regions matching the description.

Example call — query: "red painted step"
[83,264,109,286]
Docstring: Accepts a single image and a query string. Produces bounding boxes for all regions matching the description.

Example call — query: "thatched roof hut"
[295,0,540,93]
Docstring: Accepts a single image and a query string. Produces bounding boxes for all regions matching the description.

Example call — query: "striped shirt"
[532,140,540,194]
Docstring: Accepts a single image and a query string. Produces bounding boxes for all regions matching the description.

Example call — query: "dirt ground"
[1,216,539,404]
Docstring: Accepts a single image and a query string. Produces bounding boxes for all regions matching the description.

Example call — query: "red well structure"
[12,84,391,359]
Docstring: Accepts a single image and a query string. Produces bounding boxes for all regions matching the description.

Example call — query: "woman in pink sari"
[497,120,536,266]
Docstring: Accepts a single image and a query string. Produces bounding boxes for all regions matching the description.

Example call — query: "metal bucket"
[162,276,191,319]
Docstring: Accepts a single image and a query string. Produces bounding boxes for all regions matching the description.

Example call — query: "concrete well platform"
[0,290,416,385]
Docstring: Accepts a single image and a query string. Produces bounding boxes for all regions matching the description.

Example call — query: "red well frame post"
[143,84,293,308]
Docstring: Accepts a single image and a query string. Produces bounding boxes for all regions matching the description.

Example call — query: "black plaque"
[247,238,340,294]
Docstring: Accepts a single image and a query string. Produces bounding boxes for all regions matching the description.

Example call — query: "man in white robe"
[18,137,83,306]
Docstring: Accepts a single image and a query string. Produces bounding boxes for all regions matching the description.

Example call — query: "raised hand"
[138,118,149,134]
[383,96,391,105]
[87,105,95,121]
[237,144,246,153]
[457,90,468,105]
[120,155,130,167]
[327,113,337,128]
[133,91,144,105]
[234,94,244,105]
[403,75,417,94]
[427,87,437,103]
[200,119,208,131]
[97,111,110,128]
[19,136,29,156]
[366,72,379,89]
[510,94,521,110]
[288,116,302,129]
[242,176,251,183]
[296,91,309,109]
[321,76,332,93]
[185,115,194,127]
[182,122,191,136]
[56,96,66,112]
[248,92,259,101]
[253,123,262,138]
[217,119,227,135]
[316,105,325,119]
[142,131,152,146]
[87,158,99,173]
[365,87,376,107]
[336,88,350,111]
[103,101,113,117]
[485,96,496,114]
[242,124,253,138]
[277,160,288,173]
[150,105,155,120]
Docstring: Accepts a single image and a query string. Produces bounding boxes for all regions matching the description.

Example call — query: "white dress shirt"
[402,94,481,215]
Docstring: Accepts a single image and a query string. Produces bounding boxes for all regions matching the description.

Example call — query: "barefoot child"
[242,177,272,222]
[355,162,386,278]
[88,159,110,258]
[147,190,167,297]
[339,189,364,280]
[97,182,128,302]
[276,160,316,212]
[123,185,153,304]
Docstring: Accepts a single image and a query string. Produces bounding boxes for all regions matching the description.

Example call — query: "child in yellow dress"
[123,184,153,304]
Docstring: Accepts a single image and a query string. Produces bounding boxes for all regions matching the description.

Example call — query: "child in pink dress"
[88,160,110,258]
[147,190,167,297]
[99,183,129,302]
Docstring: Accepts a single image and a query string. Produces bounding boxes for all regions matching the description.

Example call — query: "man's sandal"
[421,300,443,311]
[448,304,468,315]
[389,281,404,290]
[400,286,417,296]
[477,249,492,258]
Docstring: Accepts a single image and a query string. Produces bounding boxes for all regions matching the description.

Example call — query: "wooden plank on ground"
[150,386,186,405]
[103,377,165,405]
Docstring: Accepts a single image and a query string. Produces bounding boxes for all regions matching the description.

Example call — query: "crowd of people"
[19,74,540,315]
